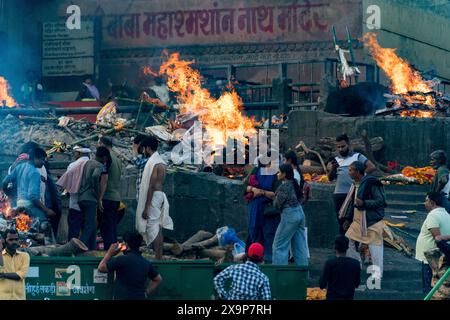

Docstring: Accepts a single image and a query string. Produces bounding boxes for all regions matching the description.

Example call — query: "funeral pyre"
[0,199,53,247]
[363,32,450,118]
[0,51,279,180]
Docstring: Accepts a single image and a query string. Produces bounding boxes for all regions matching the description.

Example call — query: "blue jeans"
[272,206,309,266]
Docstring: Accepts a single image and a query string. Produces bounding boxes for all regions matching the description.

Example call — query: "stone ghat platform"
[287,110,450,167]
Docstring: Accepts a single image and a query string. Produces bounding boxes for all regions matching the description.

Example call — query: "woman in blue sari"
[245,161,279,262]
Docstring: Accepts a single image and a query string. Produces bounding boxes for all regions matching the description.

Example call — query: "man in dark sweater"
[319,235,361,300]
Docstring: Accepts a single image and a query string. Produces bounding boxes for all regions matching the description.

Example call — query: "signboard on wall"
[42,21,94,77]
[42,57,94,76]
[53,0,362,49]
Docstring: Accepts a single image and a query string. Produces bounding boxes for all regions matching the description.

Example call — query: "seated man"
[2,148,55,221]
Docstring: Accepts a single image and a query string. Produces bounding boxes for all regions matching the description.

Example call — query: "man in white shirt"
[416,192,450,294]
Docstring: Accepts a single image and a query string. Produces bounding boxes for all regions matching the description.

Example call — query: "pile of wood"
[22,238,88,256]
[77,230,243,263]
[162,230,242,263]
[382,225,414,257]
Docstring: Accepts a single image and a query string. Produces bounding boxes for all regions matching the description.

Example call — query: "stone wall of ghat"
[287,110,450,167]
[118,170,338,248]
[0,161,338,248]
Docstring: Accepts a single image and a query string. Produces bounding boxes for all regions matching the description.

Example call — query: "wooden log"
[361,130,393,174]
[191,235,219,250]
[216,245,235,264]
[197,247,226,260]
[302,159,322,167]
[181,231,214,251]
[24,238,88,256]
[299,165,325,175]
[317,136,384,153]
[163,242,183,256]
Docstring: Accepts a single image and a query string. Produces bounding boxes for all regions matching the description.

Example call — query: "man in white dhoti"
[136,136,173,260]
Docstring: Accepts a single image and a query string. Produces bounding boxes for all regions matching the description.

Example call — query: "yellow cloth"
[345,185,384,245]
[0,250,30,300]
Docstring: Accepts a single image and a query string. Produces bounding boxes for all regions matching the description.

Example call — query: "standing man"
[2,148,56,221]
[0,229,30,300]
[214,243,271,300]
[343,161,386,278]
[327,134,376,234]
[131,135,149,203]
[57,146,91,240]
[78,147,111,250]
[319,235,361,300]
[429,150,450,213]
[97,232,162,300]
[415,192,450,294]
[136,136,172,260]
[97,136,123,251]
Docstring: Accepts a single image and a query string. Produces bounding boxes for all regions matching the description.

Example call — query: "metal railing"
[424,267,450,300]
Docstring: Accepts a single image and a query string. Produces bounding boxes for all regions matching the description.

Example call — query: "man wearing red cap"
[213,243,271,300]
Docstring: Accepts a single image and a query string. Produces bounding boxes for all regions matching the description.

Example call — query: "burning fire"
[0,76,17,107]
[400,110,434,118]
[363,33,434,106]
[1,202,13,219]
[155,53,256,147]
[15,213,32,232]
[142,66,159,77]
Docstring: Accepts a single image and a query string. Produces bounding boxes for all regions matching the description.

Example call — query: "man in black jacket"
[320,235,361,300]
[343,161,386,279]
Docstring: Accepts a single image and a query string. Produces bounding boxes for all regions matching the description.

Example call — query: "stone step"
[384,184,429,193]
[385,192,427,202]
[355,290,424,300]
[385,208,426,216]
[386,201,425,211]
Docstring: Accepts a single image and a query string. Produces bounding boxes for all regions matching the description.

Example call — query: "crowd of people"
[1,131,450,300]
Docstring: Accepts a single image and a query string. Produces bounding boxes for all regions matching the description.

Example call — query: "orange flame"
[15,213,32,232]
[0,76,17,107]
[363,33,434,105]
[142,66,159,77]
[400,110,434,118]
[157,53,256,147]
[1,202,13,219]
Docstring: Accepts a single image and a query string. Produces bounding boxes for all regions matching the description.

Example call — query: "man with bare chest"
[135,136,173,260]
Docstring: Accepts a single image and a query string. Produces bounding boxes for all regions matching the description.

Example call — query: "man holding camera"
[327,134,376,234]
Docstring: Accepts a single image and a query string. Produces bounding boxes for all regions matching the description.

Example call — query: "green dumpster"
[26,256,114,300]
[25,256,215,300]
[214,263,308,300]
[152,260,215,300]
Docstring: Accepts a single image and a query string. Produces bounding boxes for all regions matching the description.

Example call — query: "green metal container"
[214,263,308,300]
[151,260,215,300]
[26,256,114,300]
[25,256,215,300]
[25,256,307,300]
